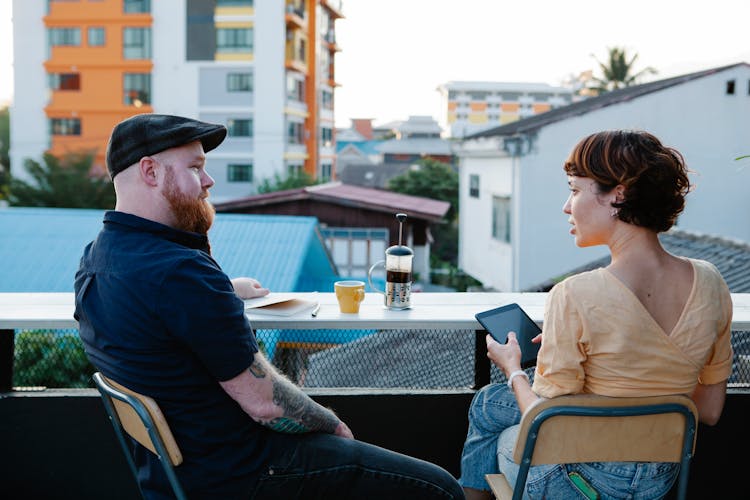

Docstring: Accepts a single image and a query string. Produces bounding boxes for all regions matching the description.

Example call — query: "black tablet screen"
[475,303,541,369]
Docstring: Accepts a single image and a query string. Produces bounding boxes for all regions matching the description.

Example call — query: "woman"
[459,130,733,500]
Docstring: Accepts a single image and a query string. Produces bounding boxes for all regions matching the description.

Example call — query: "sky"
[2,1,749,126]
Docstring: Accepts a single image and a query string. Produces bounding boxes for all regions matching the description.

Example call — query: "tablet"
[475,303,541,369]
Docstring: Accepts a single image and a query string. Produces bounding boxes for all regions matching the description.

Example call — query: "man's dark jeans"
[248,432,464,499]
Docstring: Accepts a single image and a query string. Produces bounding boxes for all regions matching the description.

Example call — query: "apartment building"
[436,81,573,138]
[11,0,342,202]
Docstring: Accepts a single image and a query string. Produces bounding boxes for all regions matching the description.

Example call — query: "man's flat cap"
[106,113,227,179]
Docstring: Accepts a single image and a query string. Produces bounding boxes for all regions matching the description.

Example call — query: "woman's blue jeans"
[459,383,680,499]
[248,431,464,499]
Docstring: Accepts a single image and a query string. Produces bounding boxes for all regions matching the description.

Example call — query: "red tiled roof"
[213,182,450,221]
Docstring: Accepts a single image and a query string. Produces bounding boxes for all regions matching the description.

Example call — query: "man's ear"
[138,156,159,187]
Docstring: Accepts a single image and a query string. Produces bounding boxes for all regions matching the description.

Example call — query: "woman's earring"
[611,208,619,218]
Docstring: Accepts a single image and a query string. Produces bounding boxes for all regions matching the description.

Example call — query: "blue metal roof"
[335,140,383,156]
[0,207,338,293]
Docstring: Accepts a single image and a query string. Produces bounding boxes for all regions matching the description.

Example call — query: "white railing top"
[2,292,750,331]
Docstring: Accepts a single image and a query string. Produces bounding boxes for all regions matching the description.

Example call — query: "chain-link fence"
[11,328,750,389]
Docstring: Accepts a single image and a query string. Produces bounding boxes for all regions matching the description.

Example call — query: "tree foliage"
[387,158,458,222]
[14,331,96,388]
[387,158,459,266]
[591,47,657,94]
[9,151,115,208]
[257,170,319,194]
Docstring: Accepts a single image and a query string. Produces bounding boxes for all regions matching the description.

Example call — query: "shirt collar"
[103,210,210,252]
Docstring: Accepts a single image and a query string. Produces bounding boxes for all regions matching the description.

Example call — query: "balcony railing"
[2,292,749,498]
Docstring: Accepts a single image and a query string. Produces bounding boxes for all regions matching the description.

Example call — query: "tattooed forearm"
[259,375,340,434]
[248,359,267,379]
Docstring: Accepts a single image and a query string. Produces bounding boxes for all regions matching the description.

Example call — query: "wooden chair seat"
[485,393,698,500]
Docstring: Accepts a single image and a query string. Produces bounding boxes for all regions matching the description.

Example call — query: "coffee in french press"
[368,213,414,310]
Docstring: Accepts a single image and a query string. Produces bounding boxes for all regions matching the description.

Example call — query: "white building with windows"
[455,63,750,291]
[11,0,342,202]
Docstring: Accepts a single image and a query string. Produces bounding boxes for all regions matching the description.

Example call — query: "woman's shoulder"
[686,257,724,281]
[551,267,610,295]
[685,257,731,291]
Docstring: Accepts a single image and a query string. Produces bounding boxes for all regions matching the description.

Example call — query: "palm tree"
[590,47,657,94]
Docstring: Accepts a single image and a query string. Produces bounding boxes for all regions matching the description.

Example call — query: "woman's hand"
[486,331,524,377]
[231,277,270,299]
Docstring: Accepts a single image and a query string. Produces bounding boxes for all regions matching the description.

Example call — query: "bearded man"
[74,114,463,500]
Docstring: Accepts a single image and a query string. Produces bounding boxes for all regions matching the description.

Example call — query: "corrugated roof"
[376,138,453,155]
[438,81,573,93]
[336,140,383,156]
[0,207,338,293]
[467,62,750,139]
[214,181,451,221]
[525,228,750,293]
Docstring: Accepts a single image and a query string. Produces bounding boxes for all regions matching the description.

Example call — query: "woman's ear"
[613,184,626,203]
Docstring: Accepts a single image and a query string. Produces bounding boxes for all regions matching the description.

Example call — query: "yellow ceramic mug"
[335,280,366,313]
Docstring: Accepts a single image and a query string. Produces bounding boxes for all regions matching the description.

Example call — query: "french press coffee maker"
[368,213,414,310]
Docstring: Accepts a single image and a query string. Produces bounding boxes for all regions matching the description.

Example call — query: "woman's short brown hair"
[563,130,691,232]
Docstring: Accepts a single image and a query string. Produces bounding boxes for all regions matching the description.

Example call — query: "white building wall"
[152,0,199,119]
[253,0,286,187]
[458,140,514,291]
[10,0,48,184]
[459,64,750,291]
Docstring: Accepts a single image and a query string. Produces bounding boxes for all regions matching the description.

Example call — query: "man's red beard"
[163,165,215,235]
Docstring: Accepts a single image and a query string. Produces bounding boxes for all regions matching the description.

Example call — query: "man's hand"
[335,421,354,439]
[231,277,270,299]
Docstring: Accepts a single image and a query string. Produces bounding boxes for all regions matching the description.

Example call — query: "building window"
[227,164,253,182]
[50,118,81,136]
[288,164,303,177]
[492,195,511,243]
[296,38,306,63]
[287,122,304,144]
[469,174,480,198]
[321,89,333,109]
[87,27,105,46]
[227,118,252,137]
[227,72,253,92]
[124,0,150,13]
[286,76,304,101]
[726,80,736,95]
[320,127,333,146]
[217,28,253,53]
[123,27,151,59]
[49,28,81,47]
[123,73,151,106]
[217,0,253,5]
[320,163,332,181]
[49,73,80,91]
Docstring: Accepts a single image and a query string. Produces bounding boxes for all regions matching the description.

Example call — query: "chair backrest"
[508,393,698,500]
[93,372,186,500]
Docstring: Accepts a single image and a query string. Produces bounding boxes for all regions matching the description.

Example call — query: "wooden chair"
[485,393,698,500]
[93,372,186,500]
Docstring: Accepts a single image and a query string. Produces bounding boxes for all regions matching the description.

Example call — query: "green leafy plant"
[590,47,657,94]
[9,151,115,208]
[14,330,96,388]
[257,170,319,193]
[388,158,459,267]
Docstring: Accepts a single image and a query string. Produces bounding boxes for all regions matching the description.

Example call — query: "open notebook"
[244,292,319,317]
